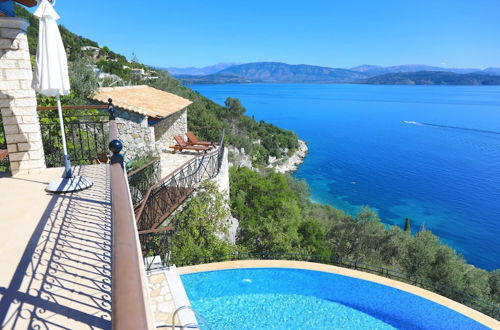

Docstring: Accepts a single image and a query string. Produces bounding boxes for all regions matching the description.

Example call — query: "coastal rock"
[269,139,308,174]
[227,145,254,170]
[228,139,308,174]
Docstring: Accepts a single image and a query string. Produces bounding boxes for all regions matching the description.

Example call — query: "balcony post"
[0,18,46,175]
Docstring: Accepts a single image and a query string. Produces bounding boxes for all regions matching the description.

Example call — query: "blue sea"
[191,84,500,270]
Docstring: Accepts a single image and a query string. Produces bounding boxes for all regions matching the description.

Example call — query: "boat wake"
[403,121,500,135]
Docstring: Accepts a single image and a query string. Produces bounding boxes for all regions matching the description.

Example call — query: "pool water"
[181,268,487,329]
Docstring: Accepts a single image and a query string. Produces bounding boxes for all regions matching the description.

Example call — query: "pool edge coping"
[178,260,499,329]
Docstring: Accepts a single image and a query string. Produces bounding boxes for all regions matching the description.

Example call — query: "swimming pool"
[181,267,489,329]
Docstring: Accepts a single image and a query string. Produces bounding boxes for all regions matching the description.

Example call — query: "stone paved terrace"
[0,165,112,329]
[159,150,198,178]
[147,266,196,328]
[147,272,177,327]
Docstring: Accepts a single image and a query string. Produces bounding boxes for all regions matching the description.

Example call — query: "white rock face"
[210,147,239,244]
[269,139,308,174]
[227,145,254,170]
[228,139,308,174]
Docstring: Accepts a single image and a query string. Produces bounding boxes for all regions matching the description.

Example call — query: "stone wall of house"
[114,108,155,162]
[153,109,187,152]
[113,108,188,162]
[0,18,46,175]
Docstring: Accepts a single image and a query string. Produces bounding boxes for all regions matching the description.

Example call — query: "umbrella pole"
[46,95,93,193]
[56,95,72,178]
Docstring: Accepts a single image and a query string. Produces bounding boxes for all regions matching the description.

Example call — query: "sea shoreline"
[270,139,308,174]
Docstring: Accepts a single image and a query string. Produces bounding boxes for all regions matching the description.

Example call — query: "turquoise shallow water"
[181,268,487,329]
[192,84,500,270]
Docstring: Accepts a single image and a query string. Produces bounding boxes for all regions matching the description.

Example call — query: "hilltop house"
[130,68,159,80]
[91,85,192,162]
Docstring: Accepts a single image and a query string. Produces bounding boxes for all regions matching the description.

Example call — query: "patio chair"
[0,149,8,161]
[186,131,214,147]
[95,152,109,164]
[170,135,211,154]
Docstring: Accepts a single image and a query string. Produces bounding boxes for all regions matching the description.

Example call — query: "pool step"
[172,305,212,329]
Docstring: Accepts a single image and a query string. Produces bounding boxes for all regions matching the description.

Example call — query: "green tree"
[298,220,330,256]
[225,97,246,117]
[230,167,301,253]
[404,218,411,233]
[169,181,235,265]
[378,226,410,268]
[401,230,439,279]
[68,57,99,102]
[489,270,500,304]
[462,267,491,301]
[101,46,110,56]
[428,246,466,294]
[327,207,386,262]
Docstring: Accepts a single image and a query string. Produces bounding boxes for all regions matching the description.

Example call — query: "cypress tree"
[404,218,411,233]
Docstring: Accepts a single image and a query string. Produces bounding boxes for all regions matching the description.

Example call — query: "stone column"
[0,17,46,175]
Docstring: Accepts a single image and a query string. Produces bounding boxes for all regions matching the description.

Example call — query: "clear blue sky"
[29,0,500,69]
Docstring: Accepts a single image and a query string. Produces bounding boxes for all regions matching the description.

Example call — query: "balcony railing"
[127,157,161,208]
[135,130,225,233]
[107,101,154,330]
[37,105,109,167]
[0,117,8,171]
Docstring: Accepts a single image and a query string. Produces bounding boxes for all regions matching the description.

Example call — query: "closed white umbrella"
[34,0,92,193]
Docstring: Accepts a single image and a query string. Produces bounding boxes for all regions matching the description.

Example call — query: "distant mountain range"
[358,71,500,85]
[350,64,481,75]
[218,62,369,83]
[162,63,240,76]
[162,62,500,85]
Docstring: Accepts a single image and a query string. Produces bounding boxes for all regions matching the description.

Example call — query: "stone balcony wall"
[0,18,45,175]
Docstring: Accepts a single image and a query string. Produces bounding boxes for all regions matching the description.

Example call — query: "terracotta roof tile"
[91,85,192,118]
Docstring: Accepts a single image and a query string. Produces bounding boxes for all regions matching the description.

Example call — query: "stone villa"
[91,85,192,163]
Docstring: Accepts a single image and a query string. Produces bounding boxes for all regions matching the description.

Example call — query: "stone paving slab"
[0,165,112,329]
[147,271,178,328]
[159,150,197,179]
[147,265,198,328]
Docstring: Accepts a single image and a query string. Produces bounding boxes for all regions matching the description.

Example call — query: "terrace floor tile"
[0,165,112,329]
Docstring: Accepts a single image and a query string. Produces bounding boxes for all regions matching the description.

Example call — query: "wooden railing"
[107,100,154,330]
[37,105,109,111]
